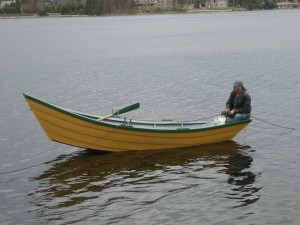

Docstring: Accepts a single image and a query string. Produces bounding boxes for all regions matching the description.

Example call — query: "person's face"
[233,85,241,93]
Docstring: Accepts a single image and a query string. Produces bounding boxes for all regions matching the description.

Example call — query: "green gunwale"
[23,93,252,133]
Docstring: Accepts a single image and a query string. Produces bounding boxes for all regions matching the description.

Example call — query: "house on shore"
[276,0,300,8]
[135,0,228,9]
[200,0,228,8]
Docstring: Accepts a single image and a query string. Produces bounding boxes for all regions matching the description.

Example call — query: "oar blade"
[115,102,140,115]
[97,102,140,121]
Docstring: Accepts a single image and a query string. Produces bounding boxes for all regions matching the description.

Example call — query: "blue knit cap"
[233,80,243,87]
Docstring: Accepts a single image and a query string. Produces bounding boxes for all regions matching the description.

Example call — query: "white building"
[205,0,228,8]
[0,0,15,9]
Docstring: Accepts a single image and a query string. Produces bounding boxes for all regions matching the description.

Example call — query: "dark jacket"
[226,91,251,114]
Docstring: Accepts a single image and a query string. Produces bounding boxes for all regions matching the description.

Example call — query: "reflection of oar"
[97,103,140,121]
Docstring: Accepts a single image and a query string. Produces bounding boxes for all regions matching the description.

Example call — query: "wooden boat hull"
[23,94,251,152]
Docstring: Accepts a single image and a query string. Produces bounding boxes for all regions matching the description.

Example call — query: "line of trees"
[0,0,138,15]
[85,0,137,15]
[0,0,277,16]
[0,0,86,15]
[39,3,86,15]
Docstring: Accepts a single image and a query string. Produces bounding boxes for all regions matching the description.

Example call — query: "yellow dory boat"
[23,94,251,152]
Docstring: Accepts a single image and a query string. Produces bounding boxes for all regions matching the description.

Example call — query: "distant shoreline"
[0,8,298,19]
[0,10,234,19]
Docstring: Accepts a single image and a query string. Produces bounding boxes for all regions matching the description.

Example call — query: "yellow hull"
[23,94,251,152]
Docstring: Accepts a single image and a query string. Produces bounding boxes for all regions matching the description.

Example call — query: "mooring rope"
[187,114,220,122]
[0,131,115,176]
[0,162,46,176]
[251,116,295,132]
[190,114,296,132]
[0,150,75,176]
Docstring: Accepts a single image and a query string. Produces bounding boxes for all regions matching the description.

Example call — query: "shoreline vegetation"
[0,8,245,19]
[0,0,299,19]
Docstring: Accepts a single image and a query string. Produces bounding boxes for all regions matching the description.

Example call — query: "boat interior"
[63,107,208,131]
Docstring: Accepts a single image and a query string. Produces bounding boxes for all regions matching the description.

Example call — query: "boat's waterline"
[23,94,251,152]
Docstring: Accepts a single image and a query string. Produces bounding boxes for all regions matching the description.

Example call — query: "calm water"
[0,10,300,225]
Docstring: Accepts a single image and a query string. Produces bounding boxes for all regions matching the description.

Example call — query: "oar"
[97,102,140,121]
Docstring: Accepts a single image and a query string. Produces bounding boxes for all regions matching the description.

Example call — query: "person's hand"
[224,109,230,113]
[228,110,235,115]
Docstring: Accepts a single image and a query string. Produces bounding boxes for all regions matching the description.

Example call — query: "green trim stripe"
[23,93,252,133]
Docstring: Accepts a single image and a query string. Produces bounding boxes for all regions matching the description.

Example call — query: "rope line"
[0,132,114,176]
[187,114,220,122]
[251,116,296,132]
[0,162,46,176]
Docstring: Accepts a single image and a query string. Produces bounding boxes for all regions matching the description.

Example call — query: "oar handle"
[97,114,113,121]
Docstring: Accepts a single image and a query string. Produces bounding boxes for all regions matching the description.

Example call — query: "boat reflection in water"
[30,141,261,223]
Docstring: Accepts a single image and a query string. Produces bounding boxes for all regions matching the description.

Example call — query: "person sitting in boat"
[221,80,251,121]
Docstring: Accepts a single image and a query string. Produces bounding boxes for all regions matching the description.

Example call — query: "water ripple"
[28,142,260,224]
